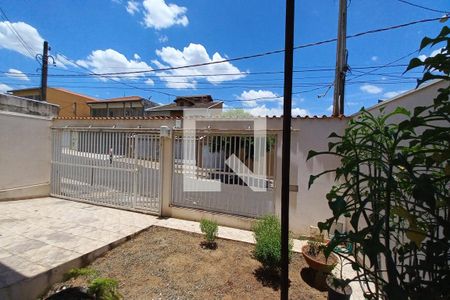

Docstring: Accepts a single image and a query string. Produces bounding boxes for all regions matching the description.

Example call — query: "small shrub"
[200,219,218,245]
[252,215,293,270]
[64,267,98,281]
[306,241,324,257]
[88,277,122,300]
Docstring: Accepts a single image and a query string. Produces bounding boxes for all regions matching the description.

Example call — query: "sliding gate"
[51,128,161,214]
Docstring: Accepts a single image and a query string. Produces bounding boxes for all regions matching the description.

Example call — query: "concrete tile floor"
[0,197,158,299]
[0,197,364,299]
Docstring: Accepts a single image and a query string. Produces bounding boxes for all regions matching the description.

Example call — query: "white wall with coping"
[0,111,53,200]
[356,79,447,120]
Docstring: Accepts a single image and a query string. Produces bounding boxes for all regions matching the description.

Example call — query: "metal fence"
[51,128,161,213]
[172,132,276,218]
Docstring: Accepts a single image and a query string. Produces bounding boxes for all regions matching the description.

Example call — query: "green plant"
[305,241,324,257]
[200,219,218,245]
[308,26,450,299]
[64,267,98,281]
[88,277,122,300]
[252,215,293,270]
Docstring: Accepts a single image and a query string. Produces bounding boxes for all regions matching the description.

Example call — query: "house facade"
[145,95,223,117]
[88,96,158,117]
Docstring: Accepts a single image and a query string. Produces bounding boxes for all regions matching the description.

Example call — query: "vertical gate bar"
[152,134,155,209]
[114,131,119,207]
[150,134,153,208]
[75,131,80,198]
[132,134,137,208]
[68,130,72,197]
[173,135,178,206]
[225,135,230,213]
[120,132,124,206]
[89,130,93,201]
[56,129,59,195]
[156,134,160,210]
[125,133,128,205]
[89,131,93,201]
[103,131,107,204]
[106,131,110,206]
[143,135,147,208]
[150,134,154,208]
[96,131,100,203]
[98,131,103,203]
[50,130,54,194]
[117,132,121,206]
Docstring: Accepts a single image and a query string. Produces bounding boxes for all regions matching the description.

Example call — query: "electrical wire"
[396,0,449,14]
[48,16,445,78]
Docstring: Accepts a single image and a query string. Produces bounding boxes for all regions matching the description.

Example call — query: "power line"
[51,53,180,98]
[347,49,419,82]
[55,16,444,78]
[396,0,449,14]
[3,63,409,79]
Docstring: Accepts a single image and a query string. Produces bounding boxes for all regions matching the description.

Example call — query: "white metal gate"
[51,128,161,214]
[172,132,276,218]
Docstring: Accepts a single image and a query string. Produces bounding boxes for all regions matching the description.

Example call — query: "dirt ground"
[46,226,326,300]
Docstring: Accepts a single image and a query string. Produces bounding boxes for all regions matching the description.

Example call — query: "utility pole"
[40,41,49,101]
[332,0,348,116]
[281,0,295,299]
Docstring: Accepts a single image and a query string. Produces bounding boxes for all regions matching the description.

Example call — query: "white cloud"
[418,47,446,61]
[0,21,44,58]
[158,34,168,43]
[76,49,152,81]
[142,0,188,30]
[153,43,245,89]
[360,84,383,94]
[245,105,309,117]
[327,105,334,112]
[126,1,139,15]
[371,56,378,61]
[236,89,280,107]
[133,53,141,60]
[6,68,29,81]
[383,90,407,98]
[144,78,154,86]
[0,83,12,93]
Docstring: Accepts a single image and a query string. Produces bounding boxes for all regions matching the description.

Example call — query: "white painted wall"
[282,118,348,235]
[0,111,53,200]
[360,80,447,121]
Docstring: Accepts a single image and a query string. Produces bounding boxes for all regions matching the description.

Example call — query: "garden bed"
[45,226,326,299]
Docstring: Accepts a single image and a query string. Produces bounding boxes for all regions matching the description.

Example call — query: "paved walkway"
[0,197,363,299]
[0,197,157,299]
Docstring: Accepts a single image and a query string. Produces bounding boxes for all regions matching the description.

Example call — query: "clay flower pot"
[302,245,338,273]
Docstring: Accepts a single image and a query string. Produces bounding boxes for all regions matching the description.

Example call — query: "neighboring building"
[8,87,97,117]
[145,95,223,117]
[87,96,158,117]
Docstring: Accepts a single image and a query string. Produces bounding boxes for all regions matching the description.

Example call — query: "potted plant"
[302,241,338,274]
[326,257,352,300]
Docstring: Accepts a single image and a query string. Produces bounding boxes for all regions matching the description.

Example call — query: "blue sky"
[0,0,448,116]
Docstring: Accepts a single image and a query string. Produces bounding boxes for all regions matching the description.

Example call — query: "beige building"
[8,87,97,117]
